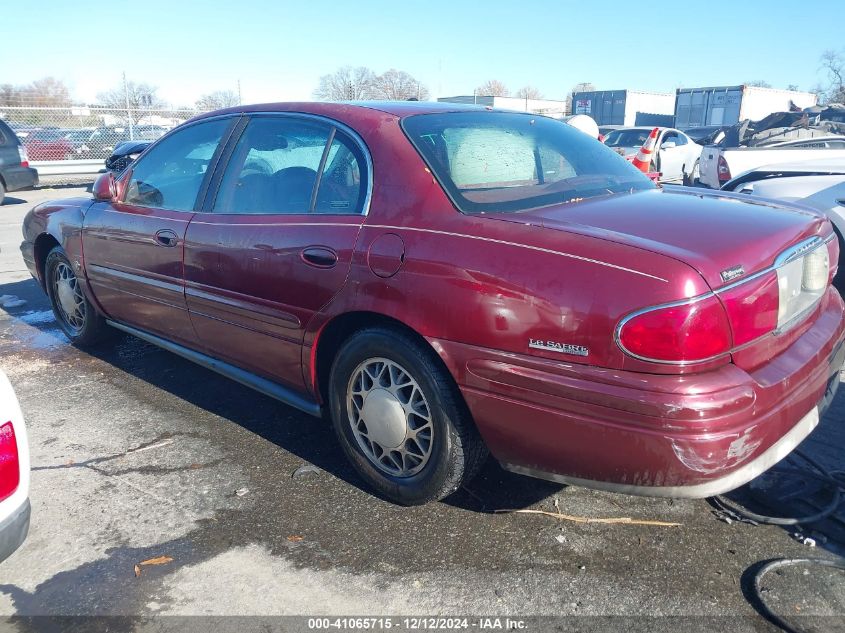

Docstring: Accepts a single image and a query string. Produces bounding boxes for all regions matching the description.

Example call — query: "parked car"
[0,370,30,563]
[80,126,167,160]
[23,127,74,161]
[62,128,95,157]
[602,126,702,184]
[104,140,151,174]
[721,159,845,286]
[21,102,845,505]
[699,136,845,189]
[0,119,39,205]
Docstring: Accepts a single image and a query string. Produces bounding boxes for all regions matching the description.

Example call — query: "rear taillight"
[776,242,829,328]
[717,155,731,182]
[18,146,29,168]
[618,239,833,364]
[617,294,732,363]
[0,421,20,502]
[719,271,779,346]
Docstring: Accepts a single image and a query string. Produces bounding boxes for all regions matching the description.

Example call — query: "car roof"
[192,100,499,123]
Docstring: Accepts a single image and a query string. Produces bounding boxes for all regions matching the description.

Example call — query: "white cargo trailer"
[675,85,817,128]
[570,90,675,127]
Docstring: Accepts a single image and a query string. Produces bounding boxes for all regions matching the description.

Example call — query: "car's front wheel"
[328,327,487,505]
[44,246,111,346]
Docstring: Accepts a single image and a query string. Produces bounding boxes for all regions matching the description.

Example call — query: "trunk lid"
[486,187,829,291]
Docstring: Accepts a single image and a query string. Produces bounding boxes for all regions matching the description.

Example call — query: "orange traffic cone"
[631,127,659,173]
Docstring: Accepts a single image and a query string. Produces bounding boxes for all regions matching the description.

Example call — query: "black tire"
[684,159,700,187]
[328,327,487,505]
[44,246,111,346]
[0,180,5,205]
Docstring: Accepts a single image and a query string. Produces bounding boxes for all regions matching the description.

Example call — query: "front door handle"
[155,229,179,247]
[301,246,338,268]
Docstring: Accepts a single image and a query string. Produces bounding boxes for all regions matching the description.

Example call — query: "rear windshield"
[402,112,653,214]
[603,129,651,148]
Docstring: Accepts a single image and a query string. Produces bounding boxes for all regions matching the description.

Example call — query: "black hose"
[712,449,845,632]
[712,449,845,526]
[751,557,845,633]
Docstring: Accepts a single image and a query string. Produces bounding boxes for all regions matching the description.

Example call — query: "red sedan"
[23,128,74,161]
[20,102,845,505]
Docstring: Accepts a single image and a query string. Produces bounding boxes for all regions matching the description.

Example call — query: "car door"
[82,116,236,346]
[183,114,368,389]
[657,130,685,181]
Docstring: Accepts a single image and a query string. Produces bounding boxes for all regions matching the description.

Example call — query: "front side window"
[123,118,230,211]
[213,116,366,215]
[403,112,653,214]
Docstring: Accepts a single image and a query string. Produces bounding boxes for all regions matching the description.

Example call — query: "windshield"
[602,129,652,148]
[402,112,653,214]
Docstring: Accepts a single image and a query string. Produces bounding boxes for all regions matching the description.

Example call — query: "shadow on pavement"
[0,276,559,513]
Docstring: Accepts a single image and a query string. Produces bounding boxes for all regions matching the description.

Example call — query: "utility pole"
[237,79,242,105]
[123,71,135,140]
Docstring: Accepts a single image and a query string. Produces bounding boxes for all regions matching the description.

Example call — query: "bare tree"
[476,79,509,97]
[370,69,429,100]
[196,90,240,111]
[26,77,72,106]
[810,83,828,105]
[0,77,71,107]
[570,82,596,95]
[820,49,845,104]
[787,84,800,92]
[314,66,375,101]
[745,80,772,88]
[97,81,165,124]
[515,86,543,100]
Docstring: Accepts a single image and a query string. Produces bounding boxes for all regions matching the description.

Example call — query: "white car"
[602,126,703,184]
[0,370,30,563]
[699,136,845,189]
[721,158,845,284]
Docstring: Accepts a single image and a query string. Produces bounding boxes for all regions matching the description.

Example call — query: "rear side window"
[213,116,367,215]
[403,112,653,214]
[123,118,230,211]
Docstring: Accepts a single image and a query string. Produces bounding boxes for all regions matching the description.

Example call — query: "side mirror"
[661,141,677,150]
[92,171,117,202]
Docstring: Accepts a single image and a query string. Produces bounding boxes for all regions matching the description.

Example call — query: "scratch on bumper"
[503,405,820,499]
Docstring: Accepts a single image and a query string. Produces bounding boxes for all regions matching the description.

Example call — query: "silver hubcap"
[54,261,86,333]
[346,358,434,477]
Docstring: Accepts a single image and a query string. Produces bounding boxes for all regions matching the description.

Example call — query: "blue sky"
[2,0,844,106]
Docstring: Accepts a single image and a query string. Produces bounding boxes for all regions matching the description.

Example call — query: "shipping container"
[675,85,817,128]
[570,90,675,126]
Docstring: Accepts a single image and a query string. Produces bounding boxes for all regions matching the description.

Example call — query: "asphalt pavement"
[0,186,843,631]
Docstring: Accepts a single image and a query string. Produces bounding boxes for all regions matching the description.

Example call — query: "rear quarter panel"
[22,197,92,286]
[301,109,717,393]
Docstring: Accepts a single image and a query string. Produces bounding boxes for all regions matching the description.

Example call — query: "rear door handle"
[155,229,179,247]
[301,247,338,268]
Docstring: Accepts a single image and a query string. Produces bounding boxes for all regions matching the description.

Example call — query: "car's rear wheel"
[45,246,111,346]
[328,327,487,505]
[0,180,5,205]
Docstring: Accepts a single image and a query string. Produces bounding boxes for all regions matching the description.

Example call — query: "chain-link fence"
[0,106,209,184]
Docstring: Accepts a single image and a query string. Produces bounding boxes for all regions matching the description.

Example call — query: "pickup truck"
[699,136,845,189]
